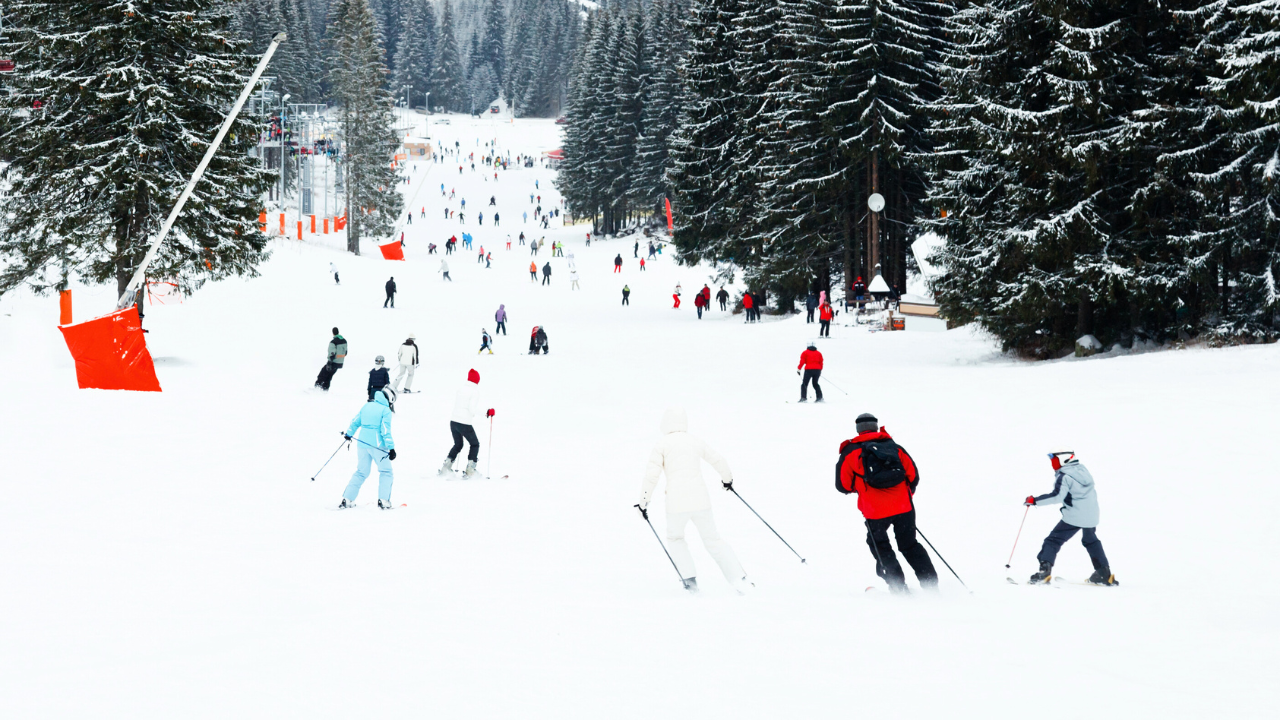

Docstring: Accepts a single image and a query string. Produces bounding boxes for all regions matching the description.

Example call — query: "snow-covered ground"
[1,114,1277,719]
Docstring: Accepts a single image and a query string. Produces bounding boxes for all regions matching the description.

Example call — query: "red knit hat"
[468,369,480,384]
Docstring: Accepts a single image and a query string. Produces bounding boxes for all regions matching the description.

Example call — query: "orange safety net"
[378,240,405,260]
[58,306,162,392]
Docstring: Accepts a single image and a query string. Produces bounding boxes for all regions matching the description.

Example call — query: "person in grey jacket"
[1025,453,1117,586]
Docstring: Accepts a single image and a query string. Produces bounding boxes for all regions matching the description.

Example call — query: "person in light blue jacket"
[1025,453,1116,585]
[339,386,397,509]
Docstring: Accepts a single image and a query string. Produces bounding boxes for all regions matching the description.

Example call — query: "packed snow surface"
[1,113,1276,719]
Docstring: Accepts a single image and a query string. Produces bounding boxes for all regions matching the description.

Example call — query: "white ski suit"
[639,408,744,583]
[393,340,419,392]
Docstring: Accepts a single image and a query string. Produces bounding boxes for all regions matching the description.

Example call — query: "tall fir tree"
[431,0,469,111]
[329,0,404,253]
[394,0,437,108]
[0,0,277,297]
[630,0,688,215]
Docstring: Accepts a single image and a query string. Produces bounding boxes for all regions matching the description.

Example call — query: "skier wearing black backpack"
[835,413,938,593]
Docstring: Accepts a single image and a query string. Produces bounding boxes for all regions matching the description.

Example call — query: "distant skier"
[673,283,681,309]
[742,292,754,322]
[393,334,419,393]
[797,343,823,403]
[806,291,818,323]
[614,254,623,273]
[383,277,396,308]
[479,328,494,355]
[529,261,538,282]
[571,268,580,290]
[330,262,340,285]
[819,299,834,337]
[489,195,496,206]
[367,355,391,401]
[406,211,412,225]
[339,385,397,510]
[1026,453,1118,586]
[636,407,749,594]
[716,287,729,311]
[835,413,938,593]
[700,285,711,310]
[440,259,451,281]
[542,262,552,285]
[634,241,639,258]
[528,326,549,355]
[694,290,706,319]
[495,304,507,335]
[314,327,347,391]
[648,241,656,259]
[439,369,484,478]
[622,285,630,306]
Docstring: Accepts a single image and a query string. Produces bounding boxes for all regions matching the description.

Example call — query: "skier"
[329,262,340,285]
[1025,453,1118,585]
[636,407,749,594]
[494,213,499,226]
[367,356,391,401]
[797,342,823,403]
[622,285,630,306]
[673,283,681,309]
[384,277,397,308]
[819,299,834,337]
[440,259,451,281]
[639,258,646,272]
[479,328,494,355]
[392,334,419,393]
[338,385,397,510]
[489,195,496,206]
[634,241,639,258]
[716,287,729,311]
[406,211,412,225]
[541,262,552,286]
[529,261,538,282]
[742,291,754,322]
[835,413,938,593]
[648,241,656,259]
[700,285,711,310]
[694,290,706,319]
[519,231,526,245]
[853,276,868,312]
[528,326,549,355]
[439,369,484,478]
[495,304,507,335]
[806,291,818,323]
[314,327,347,390]
[570,268,580,290]
[614,254,623,273]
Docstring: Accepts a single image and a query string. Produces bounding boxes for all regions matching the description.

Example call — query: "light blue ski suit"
[342,394,396,502]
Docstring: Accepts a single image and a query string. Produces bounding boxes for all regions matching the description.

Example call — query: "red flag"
[665,197,673,231]
[378,240,405,260]
[59,306,161,392]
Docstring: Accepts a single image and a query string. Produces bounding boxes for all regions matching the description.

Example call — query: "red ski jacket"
[819,304,834,321]
[836,430,918,520]
[743,294,754,309]
[798,349,823,370]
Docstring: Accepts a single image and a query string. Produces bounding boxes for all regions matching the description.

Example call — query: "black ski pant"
[719,299,727,311]
[820,320,831,337]
[622,295,629,305]
[448,421,481,463]
[807,308,815,322]
[801,369,822,401]
[315,361,341,390]
[334,273,340,284]
[496,320,506,335]
[1037,521,1109,569]
[865,510,938,590]
[542,274,550,285]
[384,293,395,308]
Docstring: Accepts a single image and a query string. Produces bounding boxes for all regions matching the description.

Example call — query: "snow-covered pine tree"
[234,0,276,54]
[478,0,507,86]
[431,0,470,111]
[630,0,689,217]
[599,5,646,232]
[0,0,277,297]
[328,0,404,253]
[394,0,436,108]
[559,10,614,228]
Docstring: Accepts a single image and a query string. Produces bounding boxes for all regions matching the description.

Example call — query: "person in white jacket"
[392,334,419,393]
[440,368,487,478]
[637,408,748,593]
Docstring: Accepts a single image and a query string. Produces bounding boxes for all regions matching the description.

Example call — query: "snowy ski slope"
[0,113,1276,719]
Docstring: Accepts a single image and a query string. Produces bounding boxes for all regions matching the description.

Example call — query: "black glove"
[724,481,734,492]
[796,369,801,376]
[635,504,648,521]
[388,449,397,461]
[342,433,352,441]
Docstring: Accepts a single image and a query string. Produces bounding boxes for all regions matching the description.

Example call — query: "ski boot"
[338,498,354,509]
[463,461,479,479]
[1088,560,1119,586]
[377,499,395,510]
[438,458,455,477]
[798,398,808,403]
[1029,561,1053,584]
[682,577,699,594]
[731,576,754,596]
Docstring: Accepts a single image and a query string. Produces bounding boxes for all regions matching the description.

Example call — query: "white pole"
[116,32,287,310]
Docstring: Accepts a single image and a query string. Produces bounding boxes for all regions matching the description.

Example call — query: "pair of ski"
[1006,576,1118,588]
[438,468,509,481]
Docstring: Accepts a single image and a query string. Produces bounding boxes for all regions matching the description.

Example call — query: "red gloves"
[486,408,495,418]
[1025,495,1037,506]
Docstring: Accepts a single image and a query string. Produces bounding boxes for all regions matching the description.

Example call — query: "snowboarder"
[383,277,397,308]
[806,291,818,323]
[440,260,451,281]
[797,343,823,402]
[439,369,484,478]
[622,285,630,306]
[367,356,391,401]
[716,287,729,311]
[339,385,397,509]
[314,327,347,390]
[393,334,419,393]
[495,304,507,335]
[614,254,623,273]
[528,326,549,355]
[330,262,340,285]
[819,299,834,337]
[479,329,494,354]
[1025,453,1118,586]
[541,262,552,286]
[636,407,749,594]
[835,413,938,593]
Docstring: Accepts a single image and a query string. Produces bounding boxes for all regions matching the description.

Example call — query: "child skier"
[479,329,494,354]
[339,385,397,510]
[1026,453,1118,585]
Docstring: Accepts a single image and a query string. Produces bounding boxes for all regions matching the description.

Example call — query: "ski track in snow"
[0,112,1276,719]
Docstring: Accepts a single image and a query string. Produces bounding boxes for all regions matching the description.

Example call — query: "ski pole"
[1006,505,1030,568]
[817,373,850,396]
[311,437,350,481]
[635,505,684,584]
[729,487,806,563]
[915,526,971,592]
[487,416,494,477]
[345,432,391,458]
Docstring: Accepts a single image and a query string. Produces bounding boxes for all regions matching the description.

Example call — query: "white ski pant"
[393,363,416,392]
[666,509,744,582]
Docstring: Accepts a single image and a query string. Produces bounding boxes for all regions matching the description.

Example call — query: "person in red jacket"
[797,343,824,402]
[742,292,754,322]
[835,413,938,593]
[694,290,706,319]
[819,300,834,337]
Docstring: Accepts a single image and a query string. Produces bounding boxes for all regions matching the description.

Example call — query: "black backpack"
[836,440,908,493]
